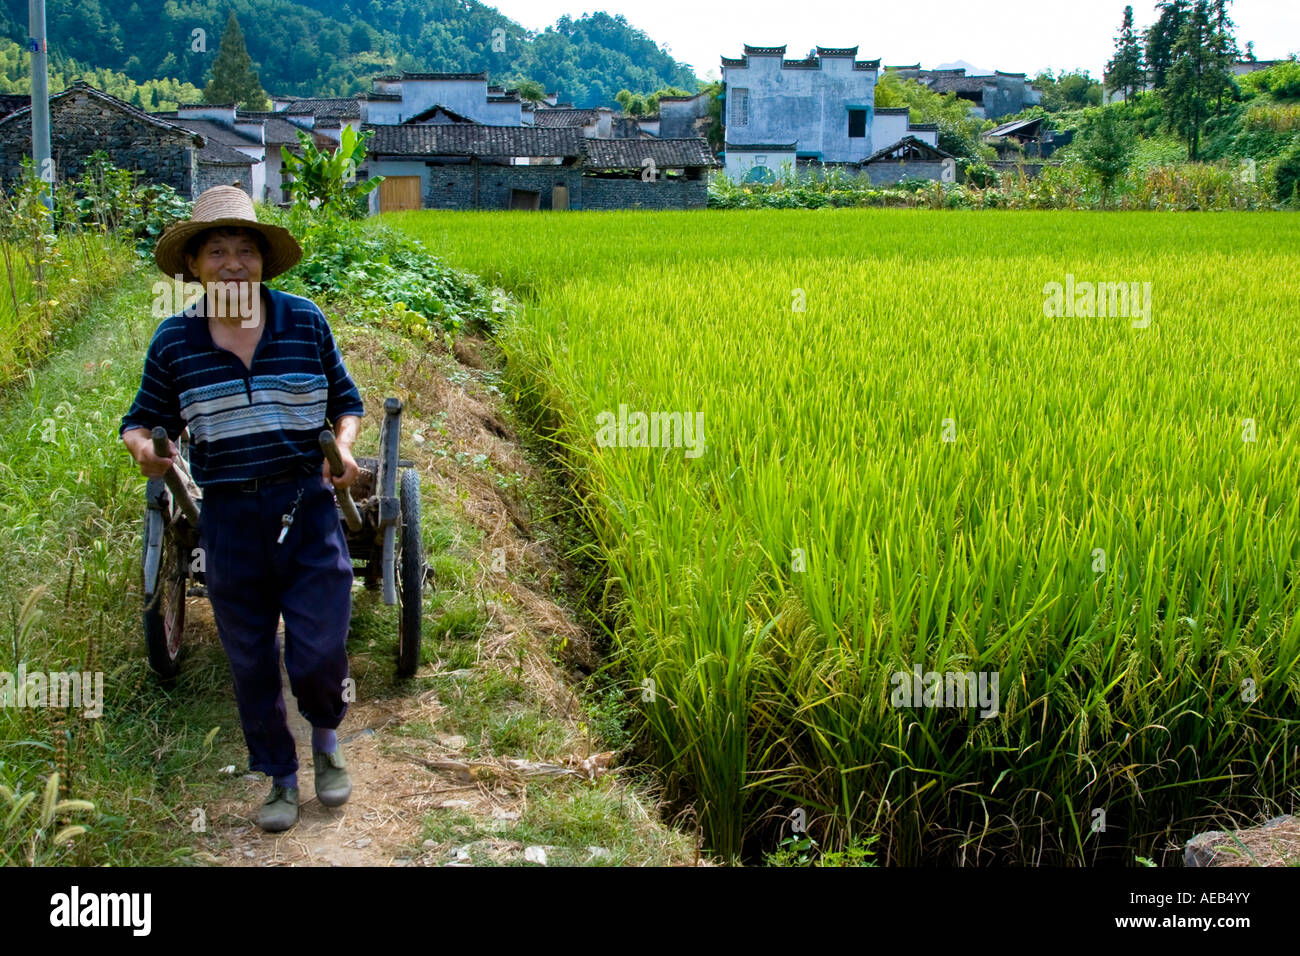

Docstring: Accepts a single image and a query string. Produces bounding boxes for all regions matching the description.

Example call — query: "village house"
[360,122,716,212]
[980,115,1072,160]
[884,65,1041,120]
[361,73,523,126]
[152,103,327,203]
[0,82,249,198]
[720,44,939,182]
[658,91,713,140]
[268,71,717,212]
[859,135,955,184]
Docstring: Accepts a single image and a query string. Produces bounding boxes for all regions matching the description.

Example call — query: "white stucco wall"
[723,149,797,181]
[365,80,522,126]
[723,52,878,163]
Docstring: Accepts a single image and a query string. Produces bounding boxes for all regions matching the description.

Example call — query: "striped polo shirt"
[119,286,365,488]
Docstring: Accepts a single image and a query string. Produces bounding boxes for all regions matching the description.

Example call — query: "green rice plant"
[390,208,1300,863]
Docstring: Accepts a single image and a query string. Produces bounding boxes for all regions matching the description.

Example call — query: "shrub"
[961,161,998,189]
[264,207,499,336]
[1275,143,1300,204]
[1240,59,1300,100]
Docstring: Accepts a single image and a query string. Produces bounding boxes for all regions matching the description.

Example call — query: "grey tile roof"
[235,112,313,144]
[0,83,200,146]
[0,94,28,118]
[984,117,1043,138]
[151,113,264,147]
[583,137,719,169]
[403,104,480,125]
[366,124,585,157]
[533,109,598,128]
[860,135,954,164]
[277,96,362,119]
[197,139,255,166]
[919,70,994,94]
[391,71,489,81]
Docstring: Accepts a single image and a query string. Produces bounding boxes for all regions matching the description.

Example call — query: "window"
[848,109,866,138]
[732,88,749,127]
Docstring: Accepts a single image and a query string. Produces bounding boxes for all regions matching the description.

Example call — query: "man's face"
[185,229,264,317]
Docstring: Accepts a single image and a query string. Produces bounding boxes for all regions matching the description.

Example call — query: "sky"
[484,0,1299,82]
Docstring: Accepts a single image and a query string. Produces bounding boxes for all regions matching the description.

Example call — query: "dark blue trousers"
[198,472,353,777]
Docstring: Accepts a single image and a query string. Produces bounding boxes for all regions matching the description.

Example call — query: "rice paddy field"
[388,208,1300,865]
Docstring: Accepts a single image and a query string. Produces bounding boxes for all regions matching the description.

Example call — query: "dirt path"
[179,329,699,868]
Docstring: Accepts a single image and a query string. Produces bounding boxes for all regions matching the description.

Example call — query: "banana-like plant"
[281,125,384,218]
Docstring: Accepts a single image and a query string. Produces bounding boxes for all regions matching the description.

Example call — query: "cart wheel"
[143,507,186,681]
[396,467,424,676]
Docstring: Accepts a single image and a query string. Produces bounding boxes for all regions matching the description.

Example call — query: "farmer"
[119,185,364,832]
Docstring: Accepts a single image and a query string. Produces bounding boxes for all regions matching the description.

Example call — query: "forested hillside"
[0,0,699,107]
[0,37,202,111]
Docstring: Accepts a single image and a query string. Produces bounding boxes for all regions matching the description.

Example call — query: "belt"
[220,465,318,494]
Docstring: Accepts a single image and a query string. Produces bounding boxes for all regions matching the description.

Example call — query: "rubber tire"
[396,468,424,676]
[143,508,186,681]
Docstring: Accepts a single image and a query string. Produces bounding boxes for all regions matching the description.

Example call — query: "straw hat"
[154,186,302,284]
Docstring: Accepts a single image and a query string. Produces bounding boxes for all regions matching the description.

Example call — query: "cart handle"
[319,431,364,533]
[151,427,201,526]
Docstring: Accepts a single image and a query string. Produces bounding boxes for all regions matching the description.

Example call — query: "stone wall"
[863,160,947,185]
[0,88,194,194]
[193,162,254,198]
[659,95,712,139]
[424,164,584,210]
[582,176,707,210]
[421,163,709,210]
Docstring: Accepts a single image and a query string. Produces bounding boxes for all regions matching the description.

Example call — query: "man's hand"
[322,415,362,491]
[123,427,178,479]
[322,444,360,491]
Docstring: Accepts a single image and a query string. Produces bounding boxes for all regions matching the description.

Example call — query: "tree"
[1105,6,1146,103]
[203,11,270,111]
[1034,70,1104,110]
[513,78,546,104]
[1144,0,1190,91]
[1164,1,1221,159]
[874,71,995,160]
[1205,0,1239,114]
[1078,108,1135,205]
[615,88,648,115]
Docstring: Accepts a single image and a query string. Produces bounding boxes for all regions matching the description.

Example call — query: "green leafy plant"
[281,126,384,218]
[264,208,499,336]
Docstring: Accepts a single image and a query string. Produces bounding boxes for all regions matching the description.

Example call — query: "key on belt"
[277,487,304,545]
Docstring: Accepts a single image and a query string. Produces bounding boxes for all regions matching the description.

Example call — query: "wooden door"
[379,176,422,212]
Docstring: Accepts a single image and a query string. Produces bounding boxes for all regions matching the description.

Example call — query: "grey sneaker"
[257,785,299,832]
[314,749,351,807]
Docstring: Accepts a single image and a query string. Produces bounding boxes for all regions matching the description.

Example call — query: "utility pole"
[28,0,53,209]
